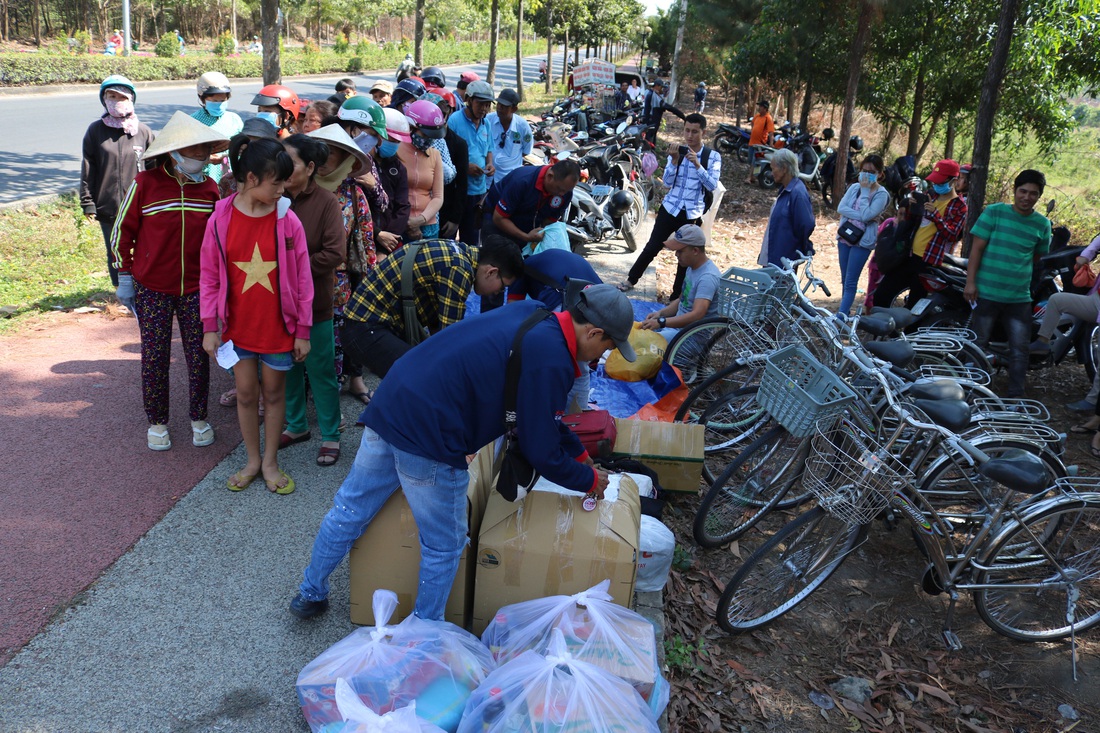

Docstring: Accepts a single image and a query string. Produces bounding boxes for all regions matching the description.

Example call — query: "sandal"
[350,388,374,404]
[227,471,258,491]
[1071,423,1100,435]
[615,280,634,293]
[279,431,312,449]
[192,420,215,447]
[266,470,296,495]
[147,425,171,451]
[1091,446,1100,459]
[219,389,237,407]
[317,444,341,466]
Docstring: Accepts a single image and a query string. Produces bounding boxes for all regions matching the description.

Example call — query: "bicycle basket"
[803,416,914,525]
[717,294,800,359]
[757,345,857,437]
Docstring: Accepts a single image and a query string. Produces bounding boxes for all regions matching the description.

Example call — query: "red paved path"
[0,312,238,665]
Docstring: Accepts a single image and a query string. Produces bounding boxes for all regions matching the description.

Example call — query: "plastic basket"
[802,417,914,525]
[757,345,857,437]
[718,295,802,358]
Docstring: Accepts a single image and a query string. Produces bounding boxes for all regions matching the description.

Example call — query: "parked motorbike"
[564,181,648,254]
[713,122,751,160]
[819,131,862,206]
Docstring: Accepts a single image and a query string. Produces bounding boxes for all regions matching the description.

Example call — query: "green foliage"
[664,634,705,671]
[213,31,237,57]
[302,39,321,56]
[671,544,693,571]
[355,39,373,56]
[154,32,180,58]
[333,33,350,54]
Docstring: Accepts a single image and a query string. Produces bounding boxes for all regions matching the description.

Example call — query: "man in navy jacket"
[290,284,637,621]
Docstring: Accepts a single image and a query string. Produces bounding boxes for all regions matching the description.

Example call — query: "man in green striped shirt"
[964,169,1052,397]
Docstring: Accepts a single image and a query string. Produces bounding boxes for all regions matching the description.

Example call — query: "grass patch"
[0,193,115,333]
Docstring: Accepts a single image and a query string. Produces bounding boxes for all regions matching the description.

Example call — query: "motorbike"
[713,122,751,160]
[395,57,420,82]
[819,131,862,206]
[564,181,648,254]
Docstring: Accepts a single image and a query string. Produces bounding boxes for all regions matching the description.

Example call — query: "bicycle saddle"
[864,339,914,367]
[979,454,1051,495]
[857,315,896,337]
[869,306,916,330]
[907,378,965,402]
[913,398,972,432]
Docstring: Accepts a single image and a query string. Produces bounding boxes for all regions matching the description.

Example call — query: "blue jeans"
[970,298,1031,398]
[836,241,872,317]
[567,360,591,413]
[299,427,469,620]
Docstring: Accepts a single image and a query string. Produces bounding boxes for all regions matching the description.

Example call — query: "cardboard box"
[471,478,641,635]
[348,443,496,629]
[611,417,705,492]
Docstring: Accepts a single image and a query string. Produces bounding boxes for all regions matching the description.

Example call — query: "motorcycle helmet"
[821,127,835,140]
[849,135,864,151]
[404,100,446,139]
[196,71,231,99]
[99,74,136,106]
[337,96,388,139]
[607,189,633,217]
[421,66,447,89]
[251,84,300,120]
[390,77,426,109]
[382,107,413,143]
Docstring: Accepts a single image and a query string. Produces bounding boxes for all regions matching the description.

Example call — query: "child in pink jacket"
[200,135,314,495]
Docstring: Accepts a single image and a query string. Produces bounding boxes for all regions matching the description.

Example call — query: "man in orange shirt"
[745,99,775,185]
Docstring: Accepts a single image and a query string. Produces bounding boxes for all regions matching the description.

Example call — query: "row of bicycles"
[660,254,1099,677]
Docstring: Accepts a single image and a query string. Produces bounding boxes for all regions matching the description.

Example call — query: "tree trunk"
[906,62,926,156]
[944,111,956,160]
[487,0,499,84]
[261,0,280,84]
[544,2,552,93]
[414,0,425,66]
[832,0,874,209]
[963,0,1019,255]
[668,0,688,102]
[915,111,941,161]
[799,81,813,132]
[31,0,41,46]
[561,27,568,84]
[515,0,524,101]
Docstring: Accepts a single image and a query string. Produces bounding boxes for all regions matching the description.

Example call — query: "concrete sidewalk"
[0,222,665,731]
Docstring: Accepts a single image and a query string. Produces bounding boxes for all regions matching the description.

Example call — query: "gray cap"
[465,80,495,101]
[495,88,520,107]
[663,224,707,250]
[572,283,636,362]
[241,117,279,139]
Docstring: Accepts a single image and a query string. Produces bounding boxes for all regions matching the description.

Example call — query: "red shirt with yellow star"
[223,208,294,354]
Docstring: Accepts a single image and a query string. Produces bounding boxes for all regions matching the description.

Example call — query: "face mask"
[411,134,432,152]
[932,181,953,195]
[859,171,877,187]
[256,111,281,128]
[378,139,400,158]
[106,99,134,118]
[170,151,207,182]
[315,155,356,192]
[204,100,227,117]
[354,131,379,156]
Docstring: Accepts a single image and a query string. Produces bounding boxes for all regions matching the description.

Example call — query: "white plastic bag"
[480,580,670,717]
[457,629,659,733]
[297,590,495,733]
[319,679,448,733]
[522,220,571,257]
[636,515,675,592]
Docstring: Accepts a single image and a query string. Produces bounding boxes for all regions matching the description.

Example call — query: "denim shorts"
[233,345,294,372]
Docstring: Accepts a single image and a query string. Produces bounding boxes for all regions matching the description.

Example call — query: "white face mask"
[171,151,207,181]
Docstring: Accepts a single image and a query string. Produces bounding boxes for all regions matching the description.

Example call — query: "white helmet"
[382,107,412,143]
[196,71,232,98]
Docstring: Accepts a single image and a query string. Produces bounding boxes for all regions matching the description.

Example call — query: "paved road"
[0,52,565,207]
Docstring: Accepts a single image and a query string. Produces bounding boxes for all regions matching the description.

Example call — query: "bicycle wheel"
[695,424,811,548]
[973,498,1100,641]
[663,317,734,386]
[717,507,865,632]
[674,360,758,422]
[698,386,770,484]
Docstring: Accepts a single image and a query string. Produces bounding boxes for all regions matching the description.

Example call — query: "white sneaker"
[191,420,215,447]
[147,424,171,451]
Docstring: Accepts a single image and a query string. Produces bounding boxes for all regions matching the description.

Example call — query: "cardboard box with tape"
[348,442,497,629]
[471,475,641,635]
[611,418,705,492]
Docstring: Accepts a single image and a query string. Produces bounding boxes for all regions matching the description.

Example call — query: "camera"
[677,145,688,158]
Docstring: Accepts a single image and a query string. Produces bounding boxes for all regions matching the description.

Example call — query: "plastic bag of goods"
[605,326,666,382]
[480,580,670,717]
[297,589,496,733]
[457,629,659,733]
[635,515,675,592]
[320,679,447,733]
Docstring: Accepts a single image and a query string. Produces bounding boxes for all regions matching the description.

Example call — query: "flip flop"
[219,389,237,407]
[279,431,312,449]
[1091,446,1100,459]
[266,470,295,495]
[616,280,634,293]
[1071,423,1100,435]
[350,389,374,405]
[227,471,258,491]
[316,445,341,466]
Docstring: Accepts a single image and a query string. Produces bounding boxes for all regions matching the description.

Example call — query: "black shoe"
[289,593,329,619]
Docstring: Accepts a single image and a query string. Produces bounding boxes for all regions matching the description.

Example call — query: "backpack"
[873,219,910,274]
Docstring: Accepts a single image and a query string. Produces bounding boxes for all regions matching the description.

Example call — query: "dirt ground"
[647,110,1100,733]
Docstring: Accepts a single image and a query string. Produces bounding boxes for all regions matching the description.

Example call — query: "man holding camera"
[618,113,721,300]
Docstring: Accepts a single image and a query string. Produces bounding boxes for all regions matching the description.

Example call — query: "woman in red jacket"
[111,111,229,452]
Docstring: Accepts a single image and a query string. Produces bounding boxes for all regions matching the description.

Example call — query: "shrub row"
[0,40,546,87]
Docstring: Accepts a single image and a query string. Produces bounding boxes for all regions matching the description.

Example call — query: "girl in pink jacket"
[200,136,314,495]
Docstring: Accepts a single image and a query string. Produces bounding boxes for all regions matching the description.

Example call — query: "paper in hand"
[216,339,240,370]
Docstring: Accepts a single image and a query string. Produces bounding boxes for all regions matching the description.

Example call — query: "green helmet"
[99,74,137,107]
[337,96,388,139]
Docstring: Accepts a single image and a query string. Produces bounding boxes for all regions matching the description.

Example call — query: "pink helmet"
[404,99,447,139]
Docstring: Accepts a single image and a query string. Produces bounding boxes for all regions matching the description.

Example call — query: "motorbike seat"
[913,398,973,432]
[980,456,1052,495]
[864,339,915,368]
[942,254,969,270]
[857,315,896,338]
[907,378,966,402]
[869,306,916,330]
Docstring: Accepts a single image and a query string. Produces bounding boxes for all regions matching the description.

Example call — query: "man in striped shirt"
[964,169,1052,397]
